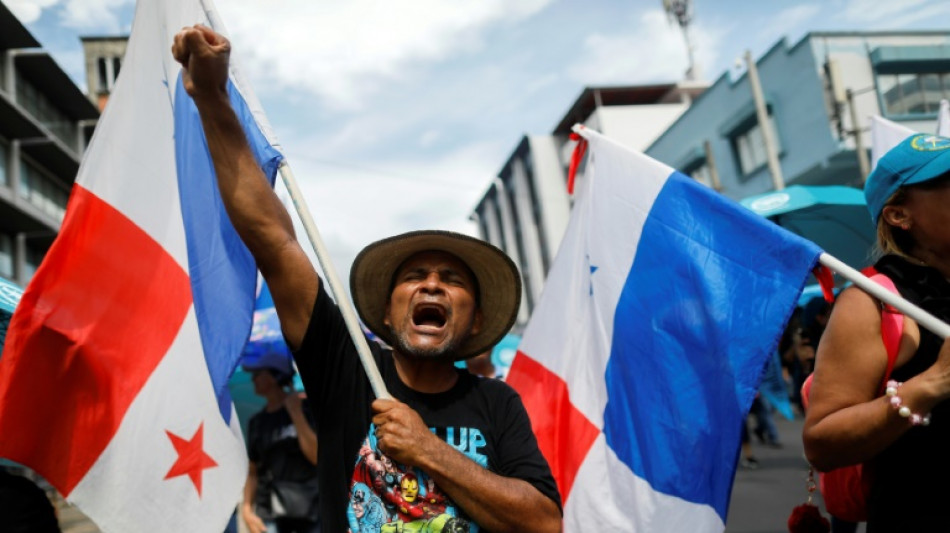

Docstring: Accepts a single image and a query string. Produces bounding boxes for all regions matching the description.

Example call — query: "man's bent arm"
[172,25,317,349]
[373,398,561,532]
[419,441,561,533]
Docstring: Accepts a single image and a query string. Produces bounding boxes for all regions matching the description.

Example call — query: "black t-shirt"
[247,400,319,518]
[293,283,560,533]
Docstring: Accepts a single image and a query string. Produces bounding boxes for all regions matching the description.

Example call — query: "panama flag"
[506,126,821,531]
[0,0,282,530]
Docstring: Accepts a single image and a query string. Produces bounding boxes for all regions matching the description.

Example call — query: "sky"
[5,0,950,298]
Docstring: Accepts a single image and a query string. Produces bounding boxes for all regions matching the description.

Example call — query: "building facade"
[648,31,950,201]
[0,2,99,286]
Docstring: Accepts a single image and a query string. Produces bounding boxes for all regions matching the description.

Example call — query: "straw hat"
[350,230,521,360]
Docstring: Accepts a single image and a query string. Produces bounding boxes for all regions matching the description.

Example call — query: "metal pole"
[703,139,722,191]
[744,50,784,191]
[819,253,950,339]
[846,88,870,180]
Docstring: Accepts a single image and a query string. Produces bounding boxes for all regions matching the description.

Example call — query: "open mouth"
[412,303,447,329]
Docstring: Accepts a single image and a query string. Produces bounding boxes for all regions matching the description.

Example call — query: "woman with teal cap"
[803,134,950,531]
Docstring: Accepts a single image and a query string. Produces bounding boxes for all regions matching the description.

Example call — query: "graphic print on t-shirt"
[346,424,488,533]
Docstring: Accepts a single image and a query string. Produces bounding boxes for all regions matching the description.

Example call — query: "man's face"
[384,251,482,361]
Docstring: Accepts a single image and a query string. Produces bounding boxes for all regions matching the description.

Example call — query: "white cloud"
[842,0,929,24]
[60,0,133,31]
[4,0,57,23]
[566,9,721,85]
[858,2,950,28]
[217,0,553,110]
[418,129,442,148]
[284,141,495,301]
[754,4,821,44]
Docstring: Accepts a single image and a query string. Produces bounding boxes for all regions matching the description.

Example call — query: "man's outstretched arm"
[171,25,317,349]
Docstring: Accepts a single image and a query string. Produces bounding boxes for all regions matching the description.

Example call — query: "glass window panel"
[899,74,926,114]
[690,164,711,187]
[23,243,47,283]
[921,74,941,113]
[737,135,753,174]
[18,160,31,199]
[15,76,77,147]
[0,142,6,187]
[878,74,903,115]
[97,57,109,93]
[0,233,12,279]
[733,113,781,175]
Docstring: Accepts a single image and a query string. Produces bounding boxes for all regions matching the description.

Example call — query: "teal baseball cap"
[865,134,950,225]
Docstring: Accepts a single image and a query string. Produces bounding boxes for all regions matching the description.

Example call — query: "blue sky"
[6,0,949,287]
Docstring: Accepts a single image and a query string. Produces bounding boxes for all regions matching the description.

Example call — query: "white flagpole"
[277,162,391,400]
[819,253,950,339]
[200,0,391,400]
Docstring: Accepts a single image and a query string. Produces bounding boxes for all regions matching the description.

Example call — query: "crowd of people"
[738,294,831,470]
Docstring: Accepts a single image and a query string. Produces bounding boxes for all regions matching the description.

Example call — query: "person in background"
[242,355,320,533]
[465,350,501,379]
[781,308,815,416]
[803,134,950,530]
[0,467,60,533]
[738,420,759,470]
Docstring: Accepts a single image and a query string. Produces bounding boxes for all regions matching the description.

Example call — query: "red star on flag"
[164,422,218,496]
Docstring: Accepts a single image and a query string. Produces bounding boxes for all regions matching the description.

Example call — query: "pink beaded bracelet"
[885,380,932,426]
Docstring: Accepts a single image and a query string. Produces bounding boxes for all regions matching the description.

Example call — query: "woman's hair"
[873,187,915,260]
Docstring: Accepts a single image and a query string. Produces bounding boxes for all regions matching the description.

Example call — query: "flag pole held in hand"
[277,161,392,400]
[199,0,390,400]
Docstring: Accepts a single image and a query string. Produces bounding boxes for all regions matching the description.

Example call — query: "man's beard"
[387,324,471,361]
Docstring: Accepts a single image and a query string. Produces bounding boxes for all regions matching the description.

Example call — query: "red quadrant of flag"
[0,185,192,496]
[506,351,600,503]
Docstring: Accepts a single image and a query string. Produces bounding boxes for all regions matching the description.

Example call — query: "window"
[0,233,12,279]
[97,56,122,94]
[23,243,46,283]
[0,142,7,187]
[15,75,77,148]
[681,153,713,188]
[19,159,68,222]
[689,163,713,187]
[877,72,950,117]
[732,114,781,176]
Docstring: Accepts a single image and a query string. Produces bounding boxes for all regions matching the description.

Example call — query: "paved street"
[726,414,865,533]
